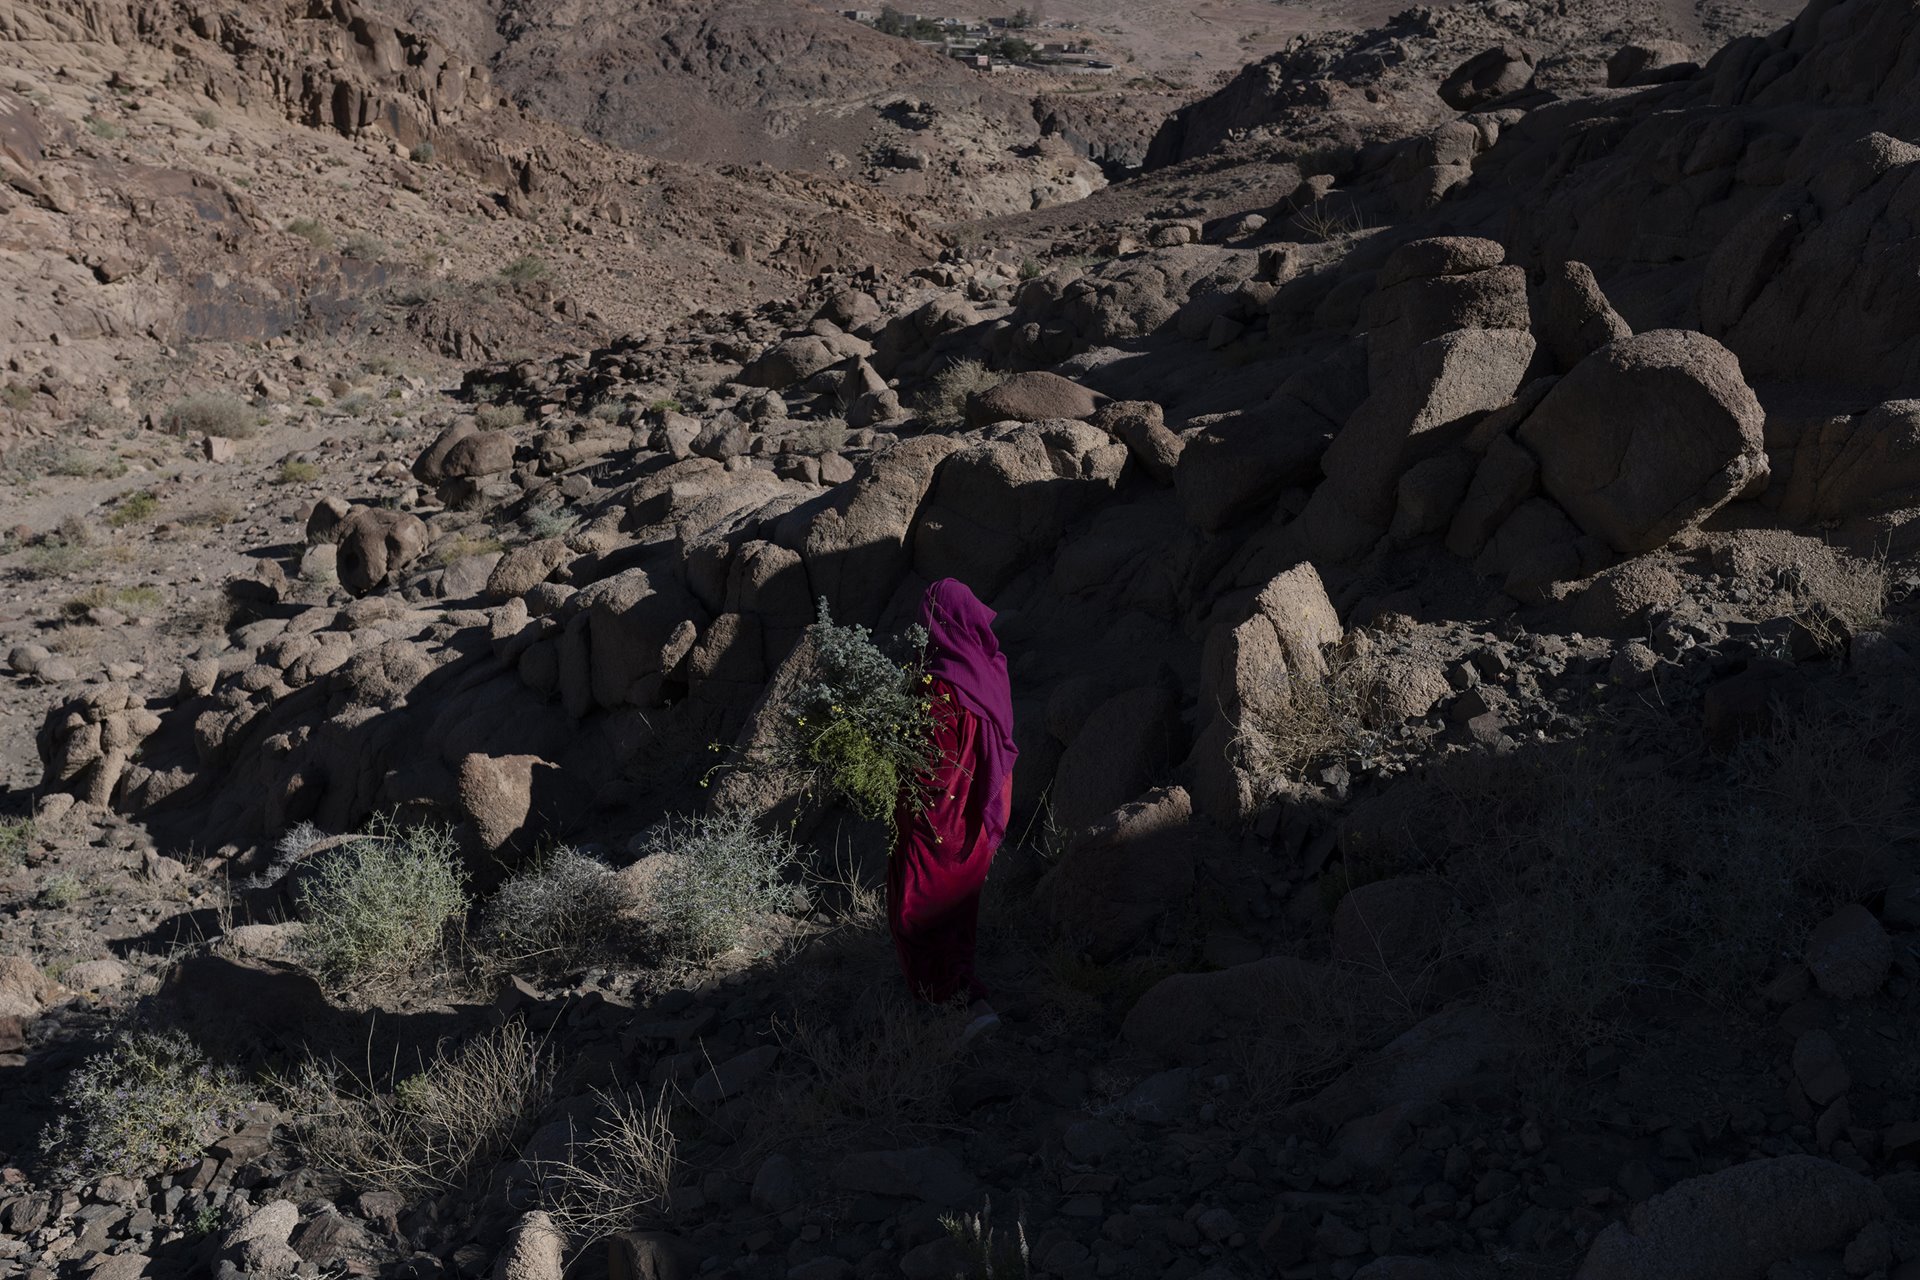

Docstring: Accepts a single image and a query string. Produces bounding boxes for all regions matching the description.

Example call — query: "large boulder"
[1123,955,1334,1060]
[491,1211,565,1280]
[912,419,1127,597]
[1606,40,1697,87]
[335,507,430,596]
[1447,434,1540,558]
[1187,563,1343,823]
[1302,327,1536,561]
[1049,687,1187,834]
[36,684,159,808]
[1573,1156,1887,1280]
[441,431,515,479]
[1092,400,1182,485]
[793,436,963,624]
[412,419,477,483]
[0,956,54,1019]
[965,371,1105,428]
[1763,399,1920,524]
[1516,331,1768,554]
[1034,786,1203,960]
[1439,45,1535,110]
[560,566,704,716]
[1176,411,1333,533]
[1176,341,1367,532]
[738,335,843,390]
[1364,240,1528,381]
[1295,1004,1517,1129]
[1536,262,1630,373]
[456,753,556,858]
[1331,876,1452,974]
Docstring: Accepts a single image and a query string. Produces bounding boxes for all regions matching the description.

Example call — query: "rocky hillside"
[1144,0,1802,168]
[3,0,1920,1278]
[0,0,942,404]
[392,0,1113,217]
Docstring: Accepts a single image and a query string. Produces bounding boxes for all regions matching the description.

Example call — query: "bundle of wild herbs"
[774,601,941,824]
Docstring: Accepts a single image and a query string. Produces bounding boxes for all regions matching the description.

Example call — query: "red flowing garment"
[888,678,1013,1004]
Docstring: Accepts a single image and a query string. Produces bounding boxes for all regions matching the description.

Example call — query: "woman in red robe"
[890,578,1019,1042]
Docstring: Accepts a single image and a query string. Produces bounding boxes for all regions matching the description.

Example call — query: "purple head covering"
[919,579,1018,836]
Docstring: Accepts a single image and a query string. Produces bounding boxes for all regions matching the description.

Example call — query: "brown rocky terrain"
[4,0,1920,1277]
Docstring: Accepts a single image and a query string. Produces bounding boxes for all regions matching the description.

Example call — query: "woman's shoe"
[959,1000,1001,1046]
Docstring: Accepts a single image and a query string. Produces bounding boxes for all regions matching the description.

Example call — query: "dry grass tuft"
[1230,656,1376,793]
[536,1083,678,1246]
[942,1196,1032,1279]
[283,1018,554,1197]
[918,358,998,431]
[740,1000,959,1157]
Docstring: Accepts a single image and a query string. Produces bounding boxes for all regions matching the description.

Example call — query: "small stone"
[1792,1030,1851,1105]
[751,1153,798,1213]
[1845,1220,1892,1276]
[1806,904,1892,1000]
[1196,1207,1240,1243]
[36,656,79,682]
[7,643,50,675]
[1120,1069,1191,1125]
[1063,1118,1126,1162]
[690,1044,778,1105]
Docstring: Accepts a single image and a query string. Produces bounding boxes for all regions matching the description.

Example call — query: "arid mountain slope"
[3,0,1920,1278]
[1147,0,1804,167]
[392,0,1111,216]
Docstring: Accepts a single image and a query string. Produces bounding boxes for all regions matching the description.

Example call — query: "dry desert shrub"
[633,808,801,962]
[1230,655,1377,792]
[283,1018,553,1197]
[161,393,256,439]
[475,402,527,430]
[39,1026,261,1183]
[478,847,635,976]
[918,357,998,430]
[292,823,469,993]
[0,817,33,870]
[942,1196,1032,1280]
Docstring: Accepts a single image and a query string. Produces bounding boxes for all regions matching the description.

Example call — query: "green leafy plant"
[639,808,799,960]
[408,140,436,163]
[293,823,469,991]
[763,600,941,825]
[276,460,321,484]
[106,489,158,527]
[39,1027,259,1183]
[0,818,33,870]
[37,873,83,908]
